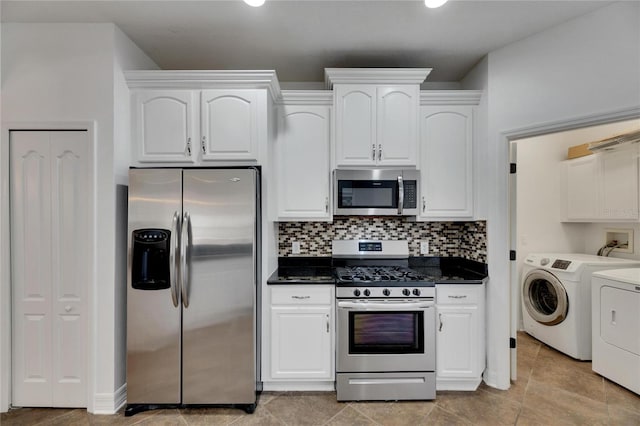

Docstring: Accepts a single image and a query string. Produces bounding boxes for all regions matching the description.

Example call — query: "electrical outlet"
[420,241,429,255]
[291,241,301,255]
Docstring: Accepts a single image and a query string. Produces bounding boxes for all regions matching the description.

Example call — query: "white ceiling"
[1,0,614,83]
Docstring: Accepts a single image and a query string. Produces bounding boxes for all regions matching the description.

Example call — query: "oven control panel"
[337,286,435,299]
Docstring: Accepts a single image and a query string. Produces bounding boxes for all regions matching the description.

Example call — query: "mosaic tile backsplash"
[278,218,487,263]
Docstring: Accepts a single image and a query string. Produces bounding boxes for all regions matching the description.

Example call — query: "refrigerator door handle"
[181,211,191,308]
[170,211,180,307]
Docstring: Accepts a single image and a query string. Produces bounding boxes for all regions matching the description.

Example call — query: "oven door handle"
[337,301,434,310]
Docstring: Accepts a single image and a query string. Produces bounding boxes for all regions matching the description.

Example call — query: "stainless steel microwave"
[334,169,420,216]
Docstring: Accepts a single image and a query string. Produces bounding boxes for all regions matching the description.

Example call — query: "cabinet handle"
[201,136,206,154]
[372,144,376,160]
[422,196,426,212]
[378,144,382,161]
[448,295,468,299]
[611,310,616,325]
[186,137,192,156]
[291,295,310,300]
[325,197,329,213]
[439,313,443,332]
[326,314,330,333]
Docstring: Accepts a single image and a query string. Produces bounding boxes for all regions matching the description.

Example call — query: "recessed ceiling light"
[244,0,265,7]
[424,0,448,8]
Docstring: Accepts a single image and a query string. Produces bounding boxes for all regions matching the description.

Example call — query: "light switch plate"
[292,241,301,255]
[420,241,429,255]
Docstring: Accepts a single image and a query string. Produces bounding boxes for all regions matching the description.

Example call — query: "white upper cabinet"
[564,154,600,221]
[327,68,430,168]
[563,146,639,222]
[133,90,196,163]
[200,90,260,161]
[126,70,279,166]
[335,85,377,166]
[600,148,639,220]
[377,86,419,165]
[274,99,332,221]
[418,105,474,220]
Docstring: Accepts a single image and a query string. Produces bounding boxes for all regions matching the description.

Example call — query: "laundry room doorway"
[508,115,640,380]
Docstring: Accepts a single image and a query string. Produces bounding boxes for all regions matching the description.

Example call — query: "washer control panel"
[551,259,572,270]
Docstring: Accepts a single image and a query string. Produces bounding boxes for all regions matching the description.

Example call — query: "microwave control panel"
[404,181,417,208]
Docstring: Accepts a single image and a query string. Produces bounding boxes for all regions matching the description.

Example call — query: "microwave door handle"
[397,175,404,215]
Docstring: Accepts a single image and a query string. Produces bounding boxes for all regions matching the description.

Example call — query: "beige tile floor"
[2,332,639,425]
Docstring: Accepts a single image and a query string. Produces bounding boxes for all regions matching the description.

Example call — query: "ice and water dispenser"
[131,229,171,290]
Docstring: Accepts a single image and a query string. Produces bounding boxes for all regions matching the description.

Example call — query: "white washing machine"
[592,268,640,395]
[521,253,640,360]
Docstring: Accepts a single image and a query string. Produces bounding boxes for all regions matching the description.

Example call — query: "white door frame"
[502,106,640,382]
[0,122,97,413]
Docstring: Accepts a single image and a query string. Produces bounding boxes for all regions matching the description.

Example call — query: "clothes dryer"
[521,253,640,360]
[592,268,640,394]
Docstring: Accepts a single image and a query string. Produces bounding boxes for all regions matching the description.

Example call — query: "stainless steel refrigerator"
[125,168,260,416]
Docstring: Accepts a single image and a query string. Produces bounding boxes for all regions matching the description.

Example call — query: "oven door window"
[349,311,424,354]
[338,180,397,208]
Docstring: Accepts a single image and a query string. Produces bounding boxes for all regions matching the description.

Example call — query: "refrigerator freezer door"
[127,169,182,404]
[181,169,257,404]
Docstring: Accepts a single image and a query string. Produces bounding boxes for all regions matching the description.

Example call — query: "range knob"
[402,288,411,296]
[413,288,421,296]
[363,289,371,297]
[383,288,391,297]
[353,289,361,297]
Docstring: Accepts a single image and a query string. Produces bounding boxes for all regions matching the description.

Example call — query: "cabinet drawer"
[271,286,333,305]
[436,285,483,305]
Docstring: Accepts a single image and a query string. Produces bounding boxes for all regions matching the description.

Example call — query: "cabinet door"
[270,306,332,379]
[275,105,331,220]
[600,149,639,220]
[436,305,480,379]
[564,155,600,220]
[335,85,377,166]
[200,90,260,161]
[419,106,473,219]
[133,90,196,163]
[377,86,418,166]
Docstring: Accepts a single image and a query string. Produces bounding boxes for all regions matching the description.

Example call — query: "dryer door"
[522,269,568,325]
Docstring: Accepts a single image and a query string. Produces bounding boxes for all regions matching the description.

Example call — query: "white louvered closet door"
[10,130,89,408]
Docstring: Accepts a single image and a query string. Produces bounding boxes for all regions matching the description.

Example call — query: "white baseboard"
[92,383,127,415]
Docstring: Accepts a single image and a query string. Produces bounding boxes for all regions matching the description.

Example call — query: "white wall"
[473,1,640,390]
[112,25,158,397]
[1,22,156,413]
[515,134,586,258]
[461,56,488,220]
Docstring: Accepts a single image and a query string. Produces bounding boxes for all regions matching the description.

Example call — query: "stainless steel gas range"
[333,240,436,401]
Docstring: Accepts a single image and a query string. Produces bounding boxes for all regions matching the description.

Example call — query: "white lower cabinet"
[435,283,485,391]
[266,285,334,389]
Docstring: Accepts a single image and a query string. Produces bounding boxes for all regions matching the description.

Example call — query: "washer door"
[522,269,569,326]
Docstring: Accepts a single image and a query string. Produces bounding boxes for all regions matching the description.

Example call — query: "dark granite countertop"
[409,256,487,284]
[267,256,487,285]
[267,257,335,285]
